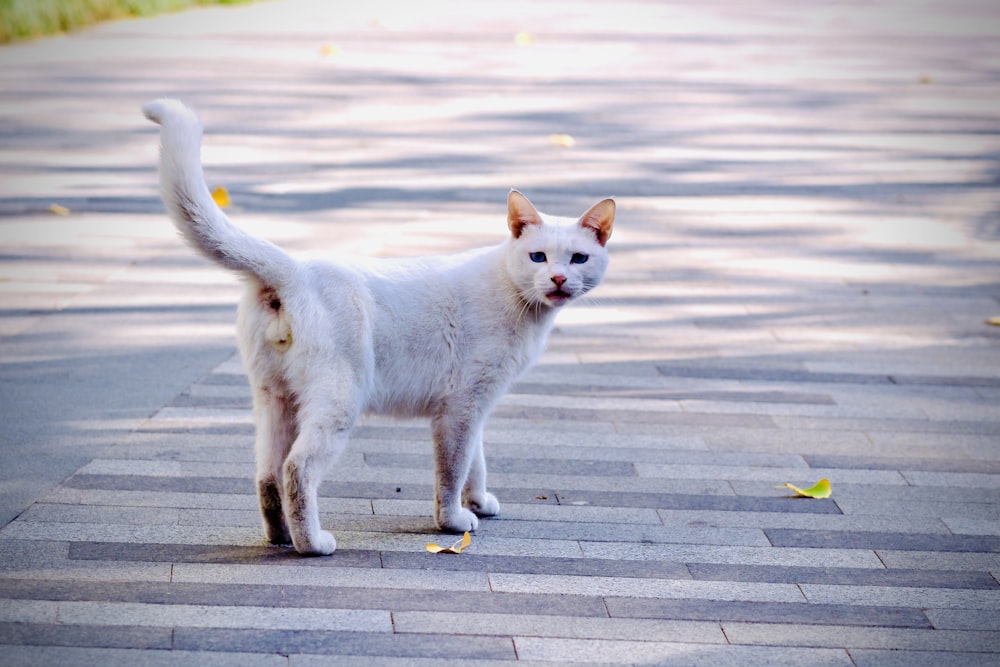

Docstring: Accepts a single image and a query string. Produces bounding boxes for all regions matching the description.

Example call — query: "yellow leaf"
[986,316,1000,327]
[775,478,832,499]
[426,531,472,554]
[549,133,576,148]
[212,186,231,208]
[320,43,341,57]
[48,203,70,216]
[514,32,535,46]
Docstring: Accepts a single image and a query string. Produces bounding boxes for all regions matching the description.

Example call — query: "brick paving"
[1,1,998,665]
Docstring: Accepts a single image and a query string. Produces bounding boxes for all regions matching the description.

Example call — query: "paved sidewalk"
[1,0,999,664]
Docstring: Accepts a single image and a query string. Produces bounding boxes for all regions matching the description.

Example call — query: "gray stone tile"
[555,490,842,514]
[850,649,1000,667]
[687,563,999,589]
[67,542,382,568]
[54,600,390,632]
[655,364,894,385]
[18,503,182,525]
[612,413,778,431]
[0,646,287,667]
[876,550,1000,572]
[942,518,1000,536]
[805,455,1000,474]
[636,463,906,484]
[703,428,881,456]
[835,498,999,519]
[0,539,70,570]
[488,573,805,602]
[493,403,686,425]
[926,608,1000,631]
[514,637,854,666]
[865,431,1000,457]
[581,542,886,568]
[774,416,1000,438]
[381,551,692,580]
[173,628,516,659]
[0,578,609,618]
[43,487,259,511]
[605,597,930,628]
[773,415,1000,437]
[723,622,1000,652]
[800,584,1000,610]
[364,452,637,477]
[63,473,250,495]
[0,622,171,650]
[468,520,770,547]
[1,520,266,548]
[766,529,1000,553]
[903,470,1000,489]
[393,610,725,643]
[0,599,59,624]
[171,562,490,591]
[657,509,950,534]
[169,393,251,409]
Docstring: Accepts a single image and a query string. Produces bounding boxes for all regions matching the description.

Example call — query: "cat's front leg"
[462,426,500,518]
[431,413,480,533]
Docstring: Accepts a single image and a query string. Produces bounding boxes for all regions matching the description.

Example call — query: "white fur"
[143,99,615,556]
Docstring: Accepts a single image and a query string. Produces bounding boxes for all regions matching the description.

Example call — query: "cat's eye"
[570,253,589,264]
[529,252,547,263]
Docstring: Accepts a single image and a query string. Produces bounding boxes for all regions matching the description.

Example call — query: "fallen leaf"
[48,203,70,216]
[426,531,472,554]
[212,186,231,208]
[319,43,342,57]
[986,316,1000,327]
[775,478,832,499]
[549,133,575,148]
[514,32,535,46]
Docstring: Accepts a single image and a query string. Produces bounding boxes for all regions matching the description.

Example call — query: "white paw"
[467,492,500,517]
[295,529,337,557]
[437,506,479,533]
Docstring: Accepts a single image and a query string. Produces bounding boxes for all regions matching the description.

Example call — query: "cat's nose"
[551,275,567,287]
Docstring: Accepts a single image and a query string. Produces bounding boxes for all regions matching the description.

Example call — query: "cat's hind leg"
[251,385,297,545]
[462,425,500,518]
[281,384,357,556]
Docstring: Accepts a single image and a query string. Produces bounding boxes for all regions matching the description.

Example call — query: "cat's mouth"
[545,288,574,306]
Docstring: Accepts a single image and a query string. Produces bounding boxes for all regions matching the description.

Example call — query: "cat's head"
[504,190,615,309]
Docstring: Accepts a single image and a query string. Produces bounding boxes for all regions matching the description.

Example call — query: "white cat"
[143,99,615,556]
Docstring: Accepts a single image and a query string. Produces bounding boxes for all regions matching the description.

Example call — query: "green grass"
[0,0,253,44]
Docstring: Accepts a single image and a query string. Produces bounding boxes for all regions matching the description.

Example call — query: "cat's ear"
[579,198,615,246]
[508,189,543,239]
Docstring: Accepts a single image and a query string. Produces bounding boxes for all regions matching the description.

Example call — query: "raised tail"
[143,98,296,289]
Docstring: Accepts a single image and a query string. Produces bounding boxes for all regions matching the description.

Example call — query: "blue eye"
[570,253,589,264]
[529,252,547,263]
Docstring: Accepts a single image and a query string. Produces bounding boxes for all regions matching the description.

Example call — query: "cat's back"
[299,244,502,334]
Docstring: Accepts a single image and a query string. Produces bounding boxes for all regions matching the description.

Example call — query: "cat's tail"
[142,98,296,289]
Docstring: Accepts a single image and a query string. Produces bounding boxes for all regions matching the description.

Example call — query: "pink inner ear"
[579,198,615,246]
[508,190,542,238]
